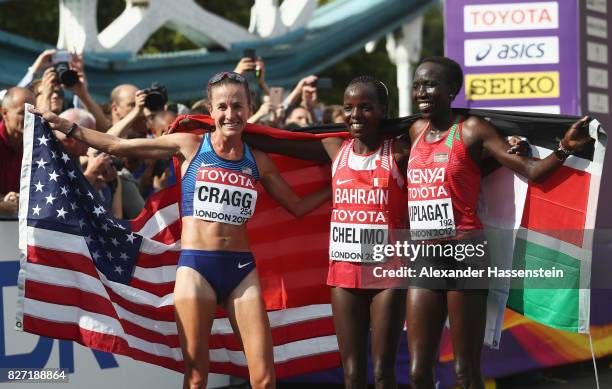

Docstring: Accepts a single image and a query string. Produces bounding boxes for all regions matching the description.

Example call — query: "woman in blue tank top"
[31,72,330,389]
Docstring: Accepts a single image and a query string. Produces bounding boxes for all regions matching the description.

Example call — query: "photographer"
[65,53,112,132]
[284,75,319,123]
[234,55,270,96]
[30,67,64,114]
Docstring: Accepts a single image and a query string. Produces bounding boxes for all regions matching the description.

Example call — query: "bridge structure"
[0,0,436,114]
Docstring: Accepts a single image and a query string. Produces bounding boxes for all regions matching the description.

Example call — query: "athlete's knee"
[453,360,484,389]
[342,359,367,388]
[372,358,396,386]
[409,362,435,389]
[249,368,275,389]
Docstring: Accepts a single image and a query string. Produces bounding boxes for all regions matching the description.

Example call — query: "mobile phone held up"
[243,48,260,78]
[314,78,332,89]
[51,50,79,87]
[269,87,284,107]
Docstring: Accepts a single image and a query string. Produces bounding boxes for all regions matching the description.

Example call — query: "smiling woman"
[28,71,331,389]
[244,76,412,388]
[404,56,591,389]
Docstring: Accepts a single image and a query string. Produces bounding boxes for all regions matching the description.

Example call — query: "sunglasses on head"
[208,71,247,86]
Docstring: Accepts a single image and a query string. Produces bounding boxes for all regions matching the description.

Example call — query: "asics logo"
[336,179,354,186]
[238,261,252,269]
[475,44,492,61]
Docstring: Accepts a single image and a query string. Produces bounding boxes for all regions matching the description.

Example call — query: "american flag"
[17,110,340,377]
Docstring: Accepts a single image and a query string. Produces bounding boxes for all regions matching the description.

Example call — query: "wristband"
[65,122,78,138]
[553,141,572,162]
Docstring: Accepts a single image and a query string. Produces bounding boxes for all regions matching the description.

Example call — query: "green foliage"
[0,0,59,44]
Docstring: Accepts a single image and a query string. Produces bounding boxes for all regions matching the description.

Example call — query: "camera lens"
[111,158,124,171]
[54,63,79,87]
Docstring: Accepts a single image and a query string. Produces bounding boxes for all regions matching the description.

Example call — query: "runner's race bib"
[329,209,389,262]
[408,197,456,239]
[193,167,257,225]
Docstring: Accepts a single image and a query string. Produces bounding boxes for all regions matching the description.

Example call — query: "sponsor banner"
[464,1,558,32]
[484,105,561,114]
[465,71,559,100]
[464,36,559,67]
[446,0,580,114]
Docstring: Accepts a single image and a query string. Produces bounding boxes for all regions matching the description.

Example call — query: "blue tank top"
[181,133,260,223]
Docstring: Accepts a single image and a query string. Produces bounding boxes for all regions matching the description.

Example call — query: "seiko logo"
[465,72,559,100]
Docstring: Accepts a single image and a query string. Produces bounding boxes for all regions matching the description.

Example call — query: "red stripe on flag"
[25,280,180,346]
[27,245,98,278]
[23,315,183,372]
[130,185,180,231]
[104,286,175,322]
[28,244,174,298]
[208,351,341,379]
[208,316,336,350]
[521,165,590,246]
[137,250,180,268]
[129,277,174,297]
[151,221,182,244]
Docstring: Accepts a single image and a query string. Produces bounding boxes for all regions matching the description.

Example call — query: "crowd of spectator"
[0,49,343,219]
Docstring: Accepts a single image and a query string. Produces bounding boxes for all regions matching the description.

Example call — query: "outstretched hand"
[27,106,71,133]
[506,136,531,156]
[562,116,592,152]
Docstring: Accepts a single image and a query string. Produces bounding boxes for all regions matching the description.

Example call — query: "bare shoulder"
[165,132,203,159]
[321,136,344,148]
[409,118,429,139]
[462,115,494,131]
[461,115,499,141]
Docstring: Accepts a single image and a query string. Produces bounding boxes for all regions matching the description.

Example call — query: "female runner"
[405,56,590,389]
[30,71,330,389]
[246,76,410,388]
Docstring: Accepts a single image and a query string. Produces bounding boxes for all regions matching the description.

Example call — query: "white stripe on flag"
[28,226,91,259]
[137,203,180,238]
[531,146,595,173]
[26,262,174,308]
[133,265,177,284]
[516,227,591,260]
[209,335,339,365]
[140,238,180,254]
[211,304,332,335]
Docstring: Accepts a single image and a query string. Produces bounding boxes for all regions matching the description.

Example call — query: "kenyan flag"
[461,110,607,346]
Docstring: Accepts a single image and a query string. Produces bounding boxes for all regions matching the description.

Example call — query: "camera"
[111,157,124,171]
[142,83,168,112]
[51,51,79,87]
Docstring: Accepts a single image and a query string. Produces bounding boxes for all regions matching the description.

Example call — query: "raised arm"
[253,149,331,217]
[29,107,196,160]
[243,132,343,163]
[476,115,591,182]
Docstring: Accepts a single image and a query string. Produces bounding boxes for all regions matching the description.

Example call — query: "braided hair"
[345,76,389,117]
